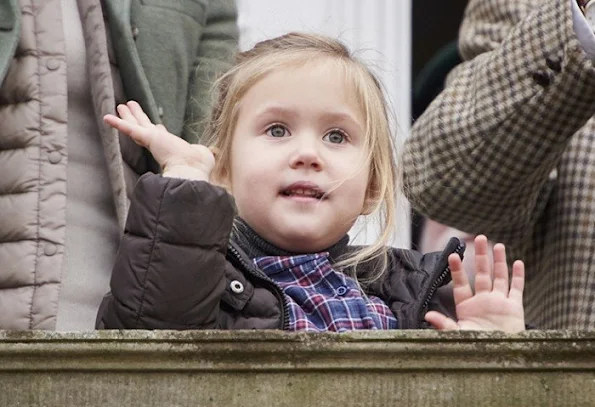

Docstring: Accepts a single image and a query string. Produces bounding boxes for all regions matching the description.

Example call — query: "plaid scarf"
[254,252,398,332]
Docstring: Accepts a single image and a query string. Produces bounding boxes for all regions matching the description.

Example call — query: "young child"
[97,33,525,332]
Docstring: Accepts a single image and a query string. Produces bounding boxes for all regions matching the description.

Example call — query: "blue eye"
[267,125,288,138]
[323,130,346,144]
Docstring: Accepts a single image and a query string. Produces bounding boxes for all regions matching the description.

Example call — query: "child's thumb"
[424,311,459,330]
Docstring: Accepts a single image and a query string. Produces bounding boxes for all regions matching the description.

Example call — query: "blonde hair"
[204,32,400,285]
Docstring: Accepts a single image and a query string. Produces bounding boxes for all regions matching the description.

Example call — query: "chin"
[275,231,335,254]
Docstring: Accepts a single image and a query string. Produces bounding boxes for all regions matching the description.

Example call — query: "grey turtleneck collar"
[232,217,351,262]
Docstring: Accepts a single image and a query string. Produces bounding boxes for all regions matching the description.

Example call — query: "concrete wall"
[1,330,594,406]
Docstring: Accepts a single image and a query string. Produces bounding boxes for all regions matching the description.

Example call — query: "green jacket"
[0,0,238,142]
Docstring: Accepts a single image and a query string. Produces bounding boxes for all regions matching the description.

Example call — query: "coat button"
[336,286,348,296]
[44,244,57,256]
[157,105,164,119]
[230,280,244,294]
[131,25,139,40]
[46,59,60,71]
[545,57,562,72]
[532,71,551,87]
[48,151,62,164]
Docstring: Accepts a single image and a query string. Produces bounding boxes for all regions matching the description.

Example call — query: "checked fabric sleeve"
[402,0,595,328]
[403,0,595,244]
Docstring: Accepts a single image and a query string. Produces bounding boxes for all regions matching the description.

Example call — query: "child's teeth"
[286,188,321,197]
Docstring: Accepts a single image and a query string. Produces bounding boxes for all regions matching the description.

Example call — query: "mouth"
[280,183,326,200]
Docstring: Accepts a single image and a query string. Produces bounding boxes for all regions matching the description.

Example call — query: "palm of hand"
[425,235,526,332]
[454,291,525,332]
[147,126,215,174]
[103,101,215,176]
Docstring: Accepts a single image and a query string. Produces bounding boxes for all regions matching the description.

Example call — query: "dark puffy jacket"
[96,174,464,330]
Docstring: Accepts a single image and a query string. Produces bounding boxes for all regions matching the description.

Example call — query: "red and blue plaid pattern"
[254,252,398,332]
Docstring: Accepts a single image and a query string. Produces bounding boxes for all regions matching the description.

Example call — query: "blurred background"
[236,0,467,249]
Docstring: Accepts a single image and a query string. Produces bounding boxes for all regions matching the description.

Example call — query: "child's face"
[228,60,371,253]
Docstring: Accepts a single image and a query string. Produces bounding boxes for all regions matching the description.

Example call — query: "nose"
[289,136,323,171]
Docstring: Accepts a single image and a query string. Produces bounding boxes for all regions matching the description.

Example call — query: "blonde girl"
[97,33,525,332]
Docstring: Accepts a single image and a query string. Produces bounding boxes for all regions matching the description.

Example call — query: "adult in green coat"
[0,0,238,330]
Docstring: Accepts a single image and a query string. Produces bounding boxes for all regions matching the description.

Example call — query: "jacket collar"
[0,0,18,84]
[101,0,160,127]
[102,0,130,15]
[365,236,465,328]
[228,219,466,330]
[231,217,350,262]
[0,0,16,31]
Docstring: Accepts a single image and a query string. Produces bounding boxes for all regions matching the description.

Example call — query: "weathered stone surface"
[0,330,594,406]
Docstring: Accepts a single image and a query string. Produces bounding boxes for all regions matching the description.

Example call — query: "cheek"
[232,180,269,221]
[230,143,277,188]
[229,140,264,181]
[228,158,270,213]
[354,176,371,205]
[354,170,374,213]
[351,162,372,198]
[230,162,267,193]
[334,170,370,213]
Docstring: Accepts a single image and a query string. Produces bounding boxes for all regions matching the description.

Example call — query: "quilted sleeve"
[97,173,234,329]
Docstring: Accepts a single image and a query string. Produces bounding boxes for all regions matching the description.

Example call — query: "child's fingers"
[127,101,154,128]
[103,115,151,147]
[103,114,131,135]
[425,311,459,330]
[508,260,525,302]
[116,104,139,126]
[491,243,509,294]
[103,114,121,129]
[473,235,492,293]
[449,253,473,305]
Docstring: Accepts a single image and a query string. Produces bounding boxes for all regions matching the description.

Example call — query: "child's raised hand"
[103,101,215,181]
[425,235,525,332]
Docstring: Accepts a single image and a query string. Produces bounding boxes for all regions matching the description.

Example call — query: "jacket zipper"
[228,244,290,330]
[230,241,464,331]
[420,242,465,315]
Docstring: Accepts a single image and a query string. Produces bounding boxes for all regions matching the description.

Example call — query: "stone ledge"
[1,330,594,406]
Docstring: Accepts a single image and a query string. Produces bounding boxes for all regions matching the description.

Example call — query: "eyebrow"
[253,106,299,122]
[254,105,362,131]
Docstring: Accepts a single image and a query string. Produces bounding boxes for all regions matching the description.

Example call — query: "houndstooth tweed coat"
[403,0,595,329]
